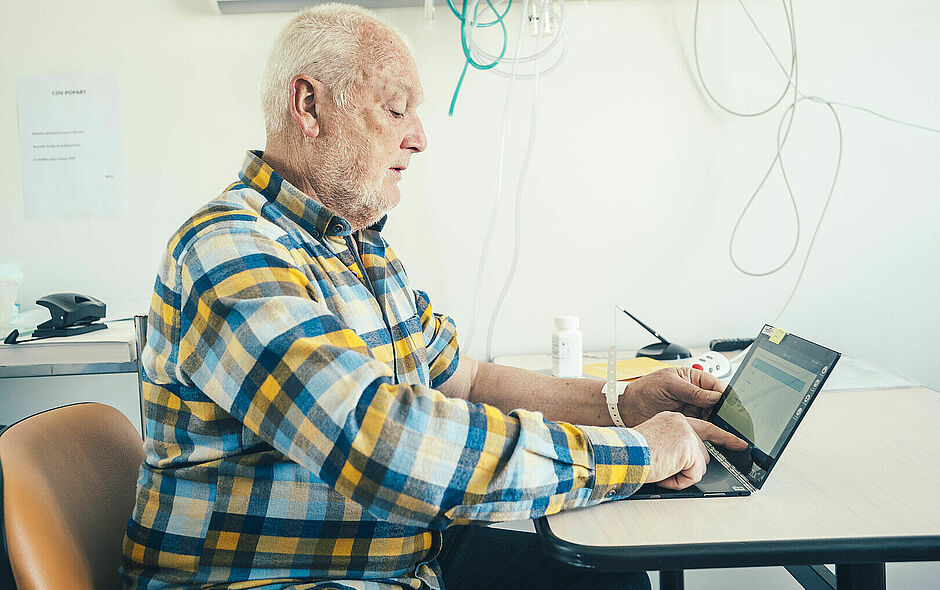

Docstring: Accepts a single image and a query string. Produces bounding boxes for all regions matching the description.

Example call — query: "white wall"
[1,3,939,587]
[2,0,938,391]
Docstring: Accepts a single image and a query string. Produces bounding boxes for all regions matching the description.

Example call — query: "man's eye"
[390,109,405,119]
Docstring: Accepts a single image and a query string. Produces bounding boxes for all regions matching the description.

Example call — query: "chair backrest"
[133,314,149,440]
[0,403,145,590]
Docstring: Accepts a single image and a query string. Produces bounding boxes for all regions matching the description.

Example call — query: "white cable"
[488,33,568,79]
[694,0,796,118]
[730,0,839,314]
[735,0,940,137]
[463,0,569,81]
[769,96,843,324]
[706,0,841,322]
[464,0,568,355]
[697,0,873,324]
[464,0,532,353]
[822,101,940,135]
[465,0,567,67]
[720,0,937,322]
[697,0,833,323]
[484,3,543,362]
[697,0,803,279]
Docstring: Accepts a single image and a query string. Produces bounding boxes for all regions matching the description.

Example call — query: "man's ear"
[289,74,326,139]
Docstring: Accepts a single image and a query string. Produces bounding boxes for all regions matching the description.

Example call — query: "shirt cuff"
[430,347,460,389]
[580,425,651,501]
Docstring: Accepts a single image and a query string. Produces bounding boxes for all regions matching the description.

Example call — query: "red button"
[692,363,704,371]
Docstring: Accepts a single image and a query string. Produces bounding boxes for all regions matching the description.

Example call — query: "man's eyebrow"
[387,79,423,104]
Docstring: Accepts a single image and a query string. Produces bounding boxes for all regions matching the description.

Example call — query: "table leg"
[659,570,684,590]
[786,564,836,590]
[835,563,885,590]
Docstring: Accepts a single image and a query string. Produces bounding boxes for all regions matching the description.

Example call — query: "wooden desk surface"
[545,386,940,549]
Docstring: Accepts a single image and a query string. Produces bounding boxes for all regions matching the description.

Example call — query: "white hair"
[260,3,410,138]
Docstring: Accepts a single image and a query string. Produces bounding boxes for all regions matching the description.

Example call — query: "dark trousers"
[438,525,651,590]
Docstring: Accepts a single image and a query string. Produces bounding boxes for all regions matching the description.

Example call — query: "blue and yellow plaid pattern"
[121,151,650,589]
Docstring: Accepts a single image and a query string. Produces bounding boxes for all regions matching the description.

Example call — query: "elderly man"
[122,5,745,589]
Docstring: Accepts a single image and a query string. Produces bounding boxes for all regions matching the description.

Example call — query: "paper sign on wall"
[15,73,126,219]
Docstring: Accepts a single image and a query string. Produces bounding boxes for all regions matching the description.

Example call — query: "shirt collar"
[239,150,355,239]
[366,215,388,232]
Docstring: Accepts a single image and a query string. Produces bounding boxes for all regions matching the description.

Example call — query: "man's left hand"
[618,367,725,427]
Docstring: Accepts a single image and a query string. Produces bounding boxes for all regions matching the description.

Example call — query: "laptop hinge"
[704,441,758,494]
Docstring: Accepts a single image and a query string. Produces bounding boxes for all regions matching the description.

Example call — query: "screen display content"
[710,326,840,488]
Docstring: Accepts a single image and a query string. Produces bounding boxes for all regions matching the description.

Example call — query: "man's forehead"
[366,61,424,103]
[357,25,423,99]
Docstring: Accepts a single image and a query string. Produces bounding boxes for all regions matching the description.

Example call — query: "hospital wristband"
[602,381,629,428]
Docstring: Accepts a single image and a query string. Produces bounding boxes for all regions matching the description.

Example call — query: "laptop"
[629,324,841,500]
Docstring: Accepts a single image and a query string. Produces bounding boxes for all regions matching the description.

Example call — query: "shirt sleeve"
[177,226,650,530]
[412,288,459,389]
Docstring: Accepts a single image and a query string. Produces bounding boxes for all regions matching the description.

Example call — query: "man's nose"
[401,117,427,153]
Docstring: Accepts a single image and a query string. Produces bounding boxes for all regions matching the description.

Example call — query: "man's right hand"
[634,412,749,490]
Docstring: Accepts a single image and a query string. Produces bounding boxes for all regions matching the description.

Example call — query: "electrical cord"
[467,0,565,64]
[463,0,531,354]
[733,0,938,324]
[768,96,843,324]
[695,0,938,324]
[462,0,565,358]
[734,0,940,136]
[447,0,512,115]
[448,0,569,114]
[446,0,511,26]
[484,33,569,80]
[821,101,940,135]
[466,0,569,79]
[694,0,796,118]
[696,0,806,284]
[706,0,842,324]
[484,22,542,363]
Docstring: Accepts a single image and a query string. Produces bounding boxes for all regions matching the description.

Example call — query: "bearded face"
[305,44,426,229]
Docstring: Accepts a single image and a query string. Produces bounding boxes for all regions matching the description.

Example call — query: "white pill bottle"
[552,315,583,378]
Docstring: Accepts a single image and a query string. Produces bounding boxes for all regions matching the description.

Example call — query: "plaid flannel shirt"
[121,151,650,590]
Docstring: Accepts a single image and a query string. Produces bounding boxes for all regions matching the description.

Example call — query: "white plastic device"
[690,351,732,380]
[425,0,434,27]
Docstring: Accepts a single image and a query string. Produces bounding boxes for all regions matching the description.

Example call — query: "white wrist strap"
[602,381,628,428]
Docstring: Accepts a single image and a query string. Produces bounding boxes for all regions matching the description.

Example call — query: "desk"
[0,320,142,432]
[0,320,137,378]
[495,354,940,590]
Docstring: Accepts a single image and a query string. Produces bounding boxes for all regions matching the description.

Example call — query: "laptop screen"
[709,325,841,489]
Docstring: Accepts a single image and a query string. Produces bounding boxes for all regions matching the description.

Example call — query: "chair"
[0,403,145,590]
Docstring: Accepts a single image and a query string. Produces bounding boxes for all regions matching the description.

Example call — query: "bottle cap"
[554,315,579,329]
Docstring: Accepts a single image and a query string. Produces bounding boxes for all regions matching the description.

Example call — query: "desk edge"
[0,361,138,378]
[535,517,940,572]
